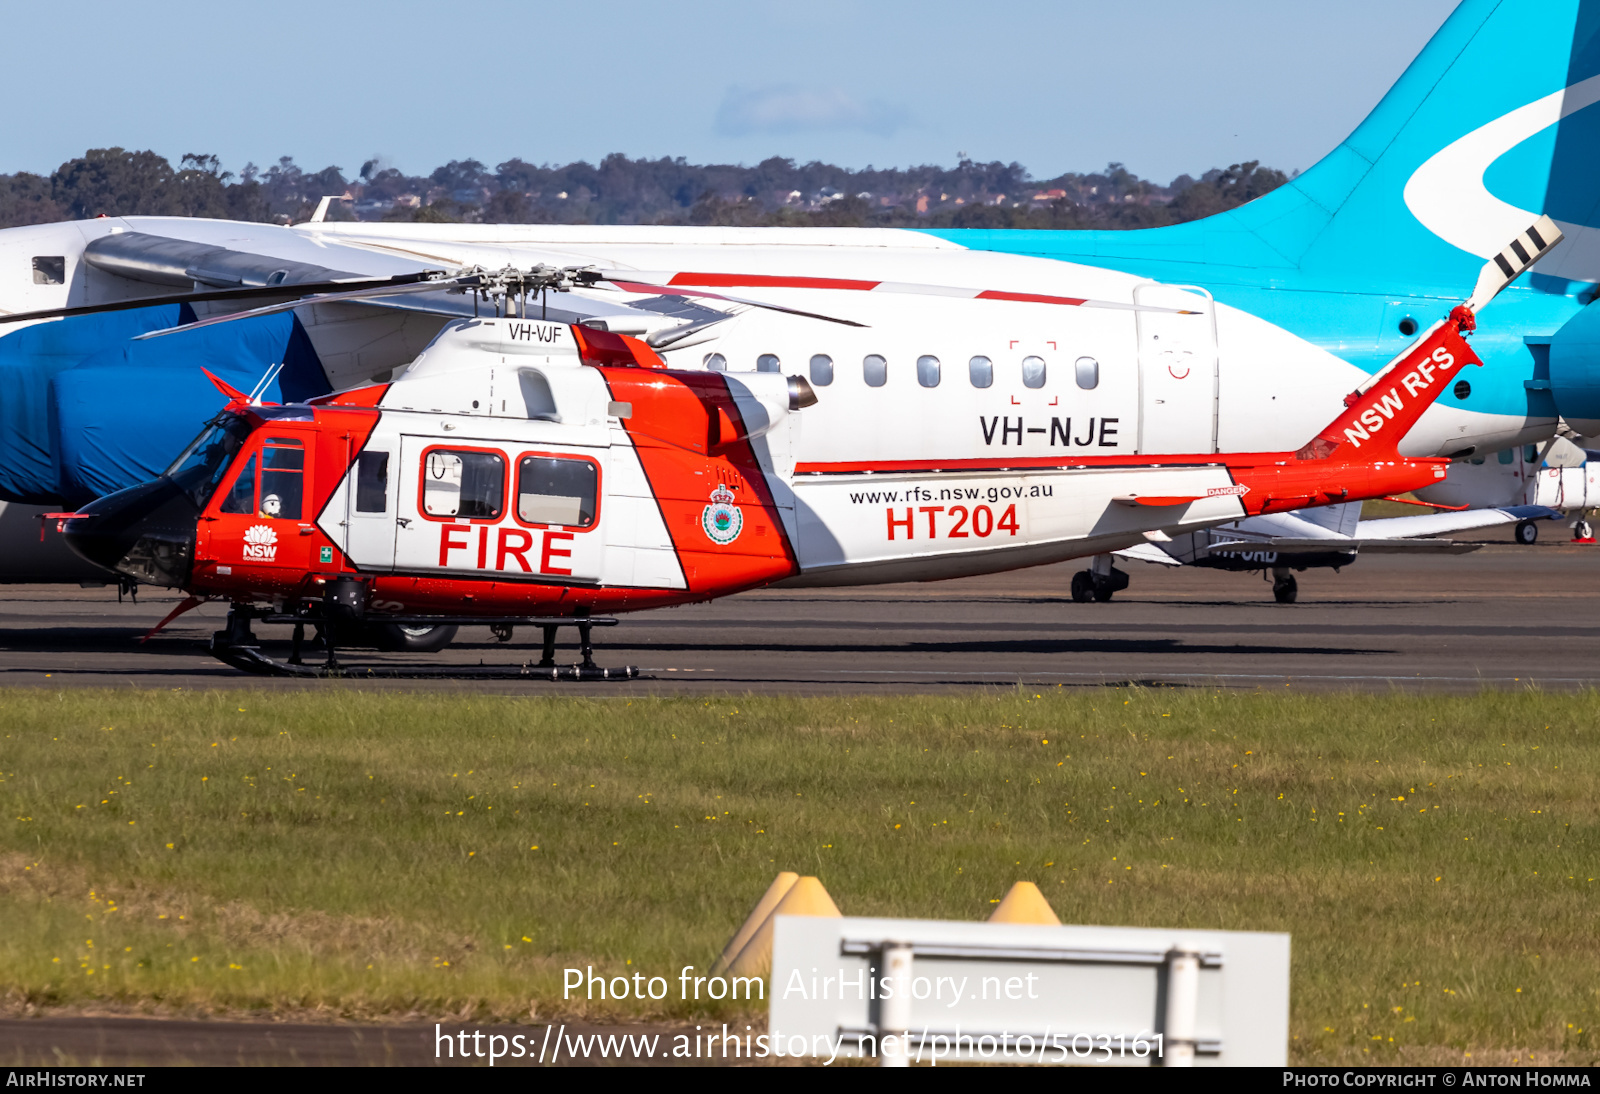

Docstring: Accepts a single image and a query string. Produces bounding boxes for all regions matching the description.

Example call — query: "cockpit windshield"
[164,415,253,508]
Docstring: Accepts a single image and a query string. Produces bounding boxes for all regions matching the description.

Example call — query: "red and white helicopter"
[57,220,1559,677]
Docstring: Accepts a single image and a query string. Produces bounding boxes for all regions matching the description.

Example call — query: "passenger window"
[423,450,505,519]
[917,355,941,388]
[863,354,887,387]
[1022,356,1046,389]
[1075,356,1099,390]
[220,455,257,515]
[1525,444,1539,463]
[1498,448,1515,465]
[1469,456,1486,465]
[969,356,993,388]
[757,353,781,373]
[810,354,834,386]
[518,456,597,527]
[355,451,389,513]
[31,256,64,285]
[704,353,727,371]
[259,440,305,519]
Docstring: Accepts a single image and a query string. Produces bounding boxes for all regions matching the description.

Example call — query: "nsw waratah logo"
[242,524,278,561]
[701,484,743,545]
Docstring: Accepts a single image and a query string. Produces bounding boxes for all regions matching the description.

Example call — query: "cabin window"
[1021,355,1047,389]
[518,456,597,528]
[423,449,504,519]
[1498,448,1515,465]
[969,355,993,388]
[757,353,781,373]
[917,355,941,388]
[1075,356,1099,390]
[1454,380,1471,400]
[809,354,834,386]
[1525,444,1539,463]
[31,256,64,285]
[863,354,887,387]
[259,439,305,519]
[219,455,257,515]
[704,353,727,372]
[355,451,389,512]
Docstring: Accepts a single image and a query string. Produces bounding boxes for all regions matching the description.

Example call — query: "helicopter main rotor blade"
[0,271,450,327]
[128,275,489,340]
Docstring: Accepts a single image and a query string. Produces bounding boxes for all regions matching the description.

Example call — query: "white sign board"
[769,916,1289,1066]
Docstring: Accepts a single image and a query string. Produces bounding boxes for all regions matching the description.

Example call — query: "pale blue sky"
[0,0,1460,184]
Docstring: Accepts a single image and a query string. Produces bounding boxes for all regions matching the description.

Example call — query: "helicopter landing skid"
[207,608,642,681]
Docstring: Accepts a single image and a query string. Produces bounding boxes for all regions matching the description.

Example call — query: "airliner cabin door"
[1135,283,1218,454]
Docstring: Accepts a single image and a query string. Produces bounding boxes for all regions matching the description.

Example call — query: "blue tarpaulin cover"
[0,306,327,505]
[0,305,192,503]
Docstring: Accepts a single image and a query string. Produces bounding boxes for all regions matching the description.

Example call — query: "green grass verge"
[1,686,1595,1064]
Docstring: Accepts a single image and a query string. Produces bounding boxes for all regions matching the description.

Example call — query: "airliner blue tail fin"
[934,0,1600,294]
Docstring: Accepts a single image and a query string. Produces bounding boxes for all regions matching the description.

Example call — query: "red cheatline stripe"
[669,272,882,291]
[794,456,1249,474]
[665,273,1091,306]
[975,289,1088,306]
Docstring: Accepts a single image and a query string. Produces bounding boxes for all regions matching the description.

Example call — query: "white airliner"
[44,218,1548,676]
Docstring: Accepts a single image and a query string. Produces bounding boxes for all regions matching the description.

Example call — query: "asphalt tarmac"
[2,528,1596,694]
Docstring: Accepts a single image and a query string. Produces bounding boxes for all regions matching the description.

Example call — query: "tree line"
[0,148,1290,231]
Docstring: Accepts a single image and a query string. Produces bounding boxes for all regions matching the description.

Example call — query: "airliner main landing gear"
[1071,554,1130,602]
[1270,566,1298,604]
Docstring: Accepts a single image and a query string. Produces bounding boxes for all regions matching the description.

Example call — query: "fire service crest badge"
[701,484,743,545]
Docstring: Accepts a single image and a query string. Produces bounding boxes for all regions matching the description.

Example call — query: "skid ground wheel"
[369,622,459,652]
[1515,520,1538,545]
[1272,575,1299,604]
[1070,571,1095,603]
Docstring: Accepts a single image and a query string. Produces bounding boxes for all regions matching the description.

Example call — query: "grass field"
[1,686,1595,1065]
